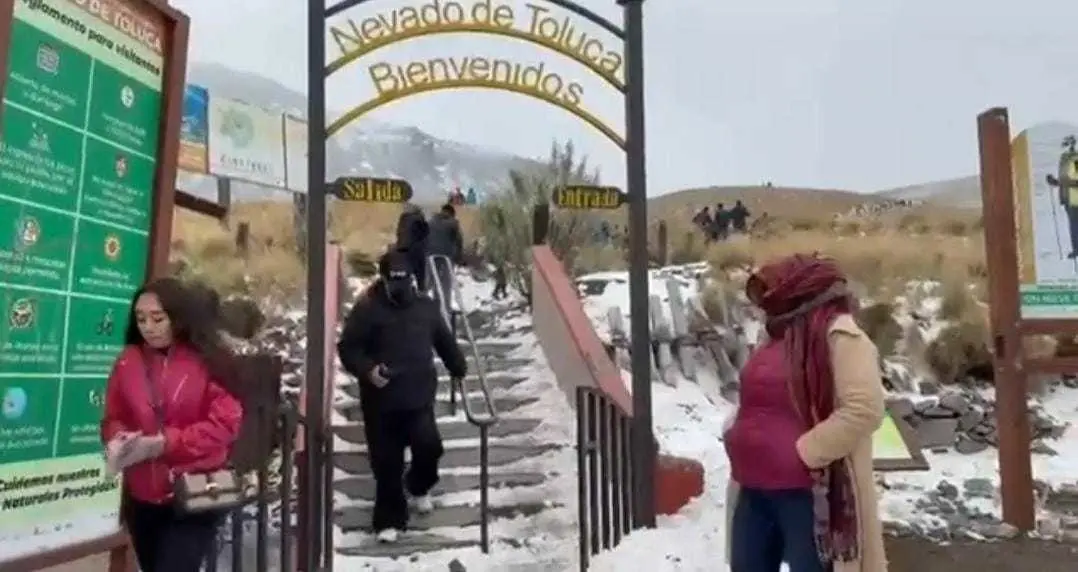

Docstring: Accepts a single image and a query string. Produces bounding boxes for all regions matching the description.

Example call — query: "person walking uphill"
[723,253,887,572]
[337,249,469,544]
[426,202,464,311]
[395,202,430,288]
[100,278,243,572]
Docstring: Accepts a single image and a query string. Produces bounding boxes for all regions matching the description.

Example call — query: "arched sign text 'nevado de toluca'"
[325,0,626,147]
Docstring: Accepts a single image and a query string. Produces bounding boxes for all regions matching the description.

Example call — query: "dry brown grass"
[169,186,985,302]
[705,229,985,299]
[170,200,482,298]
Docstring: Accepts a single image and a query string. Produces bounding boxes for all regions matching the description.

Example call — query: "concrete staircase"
[330,336,563,559]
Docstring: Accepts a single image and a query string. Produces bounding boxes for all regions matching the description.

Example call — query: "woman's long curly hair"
[124,277,237,391]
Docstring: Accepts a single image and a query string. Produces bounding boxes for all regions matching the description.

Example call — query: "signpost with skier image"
[1012,122,1078,318]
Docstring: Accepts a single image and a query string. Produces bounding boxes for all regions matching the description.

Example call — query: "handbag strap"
[141,349,170,431]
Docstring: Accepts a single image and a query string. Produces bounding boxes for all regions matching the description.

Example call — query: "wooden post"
[235,222,251,259]
[293,192,309,261]
[657,220,668,266]
[216,177,232,228]
[976,107,1034,530]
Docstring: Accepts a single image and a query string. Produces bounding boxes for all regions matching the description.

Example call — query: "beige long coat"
[724,314,888,571]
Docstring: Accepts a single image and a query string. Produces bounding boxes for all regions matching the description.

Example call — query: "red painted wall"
[531,245,704,515]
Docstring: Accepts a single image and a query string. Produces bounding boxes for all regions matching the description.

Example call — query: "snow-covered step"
[336,501,550,532]
[336,396,541,421]
[334,443,561,471]
[436,357,533,376]
[453,340,522,355]
[334,472,548,501]
[337,532,477,557]
[339,373,529,398]
[333,417,542,444]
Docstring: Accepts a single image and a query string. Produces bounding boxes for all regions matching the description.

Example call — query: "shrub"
[855,302,902,356]
[477,140,604,297]
[925,319,992,384]
[219,298,266,340]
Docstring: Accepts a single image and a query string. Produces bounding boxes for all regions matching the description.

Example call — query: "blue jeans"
[730,488,833,572]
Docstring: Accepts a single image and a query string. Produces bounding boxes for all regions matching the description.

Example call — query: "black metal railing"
[576,386,634,571]
[204,398,300,572]
[427,254,499,553]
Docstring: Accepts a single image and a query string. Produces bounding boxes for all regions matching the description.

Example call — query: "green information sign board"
[0,0,166,547]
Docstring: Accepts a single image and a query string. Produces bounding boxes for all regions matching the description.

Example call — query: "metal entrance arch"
[300,0,653,568]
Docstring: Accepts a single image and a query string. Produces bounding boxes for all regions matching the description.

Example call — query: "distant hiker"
[729,200,751,233]
[692,206,713,236]
[599,220,613,245]
[426,203,464,311]
[395,203,430,288]
[712,203,730,241]
[491,263,508,300]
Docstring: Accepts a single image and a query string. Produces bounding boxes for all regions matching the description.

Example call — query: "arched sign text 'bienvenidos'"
[325,0,625,146]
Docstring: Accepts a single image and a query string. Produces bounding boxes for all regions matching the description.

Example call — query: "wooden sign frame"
[0,0,189,568]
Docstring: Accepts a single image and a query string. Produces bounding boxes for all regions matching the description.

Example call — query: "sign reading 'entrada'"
[328,0,624,110]
[552,185,626,209]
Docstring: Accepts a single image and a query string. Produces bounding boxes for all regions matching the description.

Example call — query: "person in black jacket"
[426,203,464,310]
[395,203,430,288]
[729,200,752,233]
[336,249,468,543]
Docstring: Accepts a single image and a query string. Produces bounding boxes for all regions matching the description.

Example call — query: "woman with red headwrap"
[723,254,887,572]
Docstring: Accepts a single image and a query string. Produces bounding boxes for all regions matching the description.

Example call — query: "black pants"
[408,249,427,289]
[1067,207,1078,256]
[122,497,222,572]
[362,405,443,532]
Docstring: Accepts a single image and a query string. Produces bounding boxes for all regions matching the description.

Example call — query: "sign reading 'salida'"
[330,177,415,203]
[551,185,626,209]
[326,0,626,148]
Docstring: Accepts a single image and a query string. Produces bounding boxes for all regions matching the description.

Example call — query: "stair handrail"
[426,254,499,426]
[426,254,496,553]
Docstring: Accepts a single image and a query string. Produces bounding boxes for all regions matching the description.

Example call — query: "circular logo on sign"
[121,85,135,108]
[16,216,40,247]
[104,235,121,260]
[115,154,128,178]
[2,387,27,420]
[220,108,254,148]
[9,298,35,329]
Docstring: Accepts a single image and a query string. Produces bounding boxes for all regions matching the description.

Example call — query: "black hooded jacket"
[336,280,468,411]
[427,212,463,260]
[395,207,429,252]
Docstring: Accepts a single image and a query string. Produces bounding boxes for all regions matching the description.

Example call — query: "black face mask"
[384,276,415,304]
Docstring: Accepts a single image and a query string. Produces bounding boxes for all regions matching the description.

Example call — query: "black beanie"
[378,248,413,279]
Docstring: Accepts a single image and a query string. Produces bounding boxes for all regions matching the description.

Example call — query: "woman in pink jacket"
[100,278,243,572]
[724,254,887,572]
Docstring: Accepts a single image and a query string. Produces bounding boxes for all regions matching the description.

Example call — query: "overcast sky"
[172,0,1077,194]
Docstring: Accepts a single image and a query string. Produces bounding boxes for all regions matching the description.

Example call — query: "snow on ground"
[577,264,708,341]
[578,264,1078,570]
